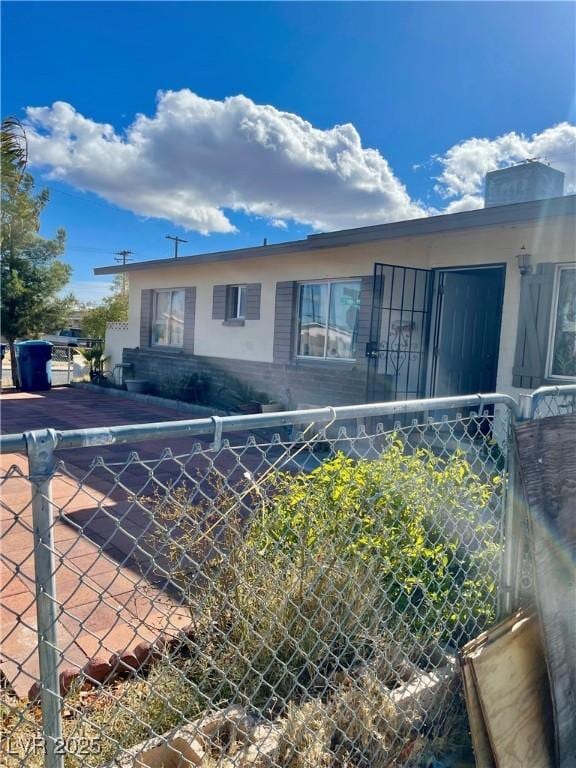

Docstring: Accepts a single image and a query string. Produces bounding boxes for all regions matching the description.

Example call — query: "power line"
[32,182,116,211]
[114,250,134,295]
[114,249,134,267]
[165,234,188,259]
[67,245,117,254]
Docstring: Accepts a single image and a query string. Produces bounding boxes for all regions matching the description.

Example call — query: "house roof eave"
[94,194,576,275]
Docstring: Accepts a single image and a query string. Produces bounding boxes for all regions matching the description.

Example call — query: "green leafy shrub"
[146,438,501,714]
[250,441,501,642]
[78,343,112,385]
[155,372,212,404]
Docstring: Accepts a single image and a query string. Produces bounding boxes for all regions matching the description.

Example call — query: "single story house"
[96,166,576,410]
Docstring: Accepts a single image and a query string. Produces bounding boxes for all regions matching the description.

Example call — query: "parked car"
[42,329,102,348]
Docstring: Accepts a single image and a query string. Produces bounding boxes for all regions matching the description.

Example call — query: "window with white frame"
[297,280,361,360]
[226,285,247,320]
[152,289,184,346]
[548,265,576,379]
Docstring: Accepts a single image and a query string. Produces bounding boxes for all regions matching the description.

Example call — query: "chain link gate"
[1,386,574,768]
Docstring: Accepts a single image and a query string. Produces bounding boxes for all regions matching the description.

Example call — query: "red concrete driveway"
[1,387,272,698]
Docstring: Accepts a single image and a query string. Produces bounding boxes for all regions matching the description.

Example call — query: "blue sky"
[2,1,575,302]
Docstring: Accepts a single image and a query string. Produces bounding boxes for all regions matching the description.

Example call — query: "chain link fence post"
[517,393,533,421]
[499,391,543,617]
[498,390,543,619]
[498,403,515,620]
[498,404,526,619]
[26,428,64,768]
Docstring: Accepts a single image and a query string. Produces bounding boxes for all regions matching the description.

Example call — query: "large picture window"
[549,266,576,379]
[152,289,184,347]
[297,280,361,360]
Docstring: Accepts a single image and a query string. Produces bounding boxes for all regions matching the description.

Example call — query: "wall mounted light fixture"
[516,245,532,276]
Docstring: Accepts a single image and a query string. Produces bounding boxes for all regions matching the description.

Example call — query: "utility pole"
[166,234,188,259]
[114,250,134,295]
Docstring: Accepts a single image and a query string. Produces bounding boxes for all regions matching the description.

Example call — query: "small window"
[297,280,361,360]
[152,289,184,347]
[226,285,247,320]
[548,265,576,379]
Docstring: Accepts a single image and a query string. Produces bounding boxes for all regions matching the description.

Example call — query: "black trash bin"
[15,340,53,391]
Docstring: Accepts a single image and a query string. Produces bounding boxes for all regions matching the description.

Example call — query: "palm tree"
[79,344,109,382]
[1,117,28,181]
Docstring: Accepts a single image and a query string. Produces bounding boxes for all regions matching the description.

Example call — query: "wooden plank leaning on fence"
[514,413,576,768]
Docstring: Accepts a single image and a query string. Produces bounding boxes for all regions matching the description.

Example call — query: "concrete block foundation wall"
[122,348,388,409]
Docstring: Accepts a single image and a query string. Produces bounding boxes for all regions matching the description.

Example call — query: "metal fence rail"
[0,386,574,768]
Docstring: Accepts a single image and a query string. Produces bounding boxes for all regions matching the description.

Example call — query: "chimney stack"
[484,161,565,207]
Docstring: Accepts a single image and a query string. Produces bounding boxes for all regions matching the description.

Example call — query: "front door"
[430,267,505,396]
[366,264,433,402]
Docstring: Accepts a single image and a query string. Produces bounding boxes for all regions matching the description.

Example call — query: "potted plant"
[124,379,149,394]
[212,378,284,414]
[256,391,283,413]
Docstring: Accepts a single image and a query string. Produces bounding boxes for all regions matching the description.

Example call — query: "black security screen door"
[366,264,432,402]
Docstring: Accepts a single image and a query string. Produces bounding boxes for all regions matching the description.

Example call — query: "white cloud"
[25,94,575,233]
[443,195,484,214]
[434,123,576,200]
[26,92,426,234]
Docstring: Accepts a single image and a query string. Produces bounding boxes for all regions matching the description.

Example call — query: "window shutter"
[273,281,296,362]
[212,285,227,320]
[139,289,153,347]
[512,263,556,388]
[245,283,262,320]
[182,287,196,354]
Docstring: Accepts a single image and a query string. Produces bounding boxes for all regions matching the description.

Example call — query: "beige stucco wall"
[126,214,575,398]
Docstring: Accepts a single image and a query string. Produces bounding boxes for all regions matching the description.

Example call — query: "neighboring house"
[61,304,95,332]
[95,165,576,409]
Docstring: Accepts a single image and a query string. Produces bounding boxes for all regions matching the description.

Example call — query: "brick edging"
[28,624,196,701]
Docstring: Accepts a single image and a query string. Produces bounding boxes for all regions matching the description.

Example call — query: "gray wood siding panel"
[212,285,227,320]
[273,281,297,362]
[182,287,196,354]
[512,263,556,388]
[245,283,261,320]
[139,289,153,348]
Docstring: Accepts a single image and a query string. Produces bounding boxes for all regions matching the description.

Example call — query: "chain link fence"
[0,387,574,768]
[528,385,576,420]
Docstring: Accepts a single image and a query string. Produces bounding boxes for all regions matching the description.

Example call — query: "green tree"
[1,117,73,387]
[81,276,128,340]
[1,117,27,183]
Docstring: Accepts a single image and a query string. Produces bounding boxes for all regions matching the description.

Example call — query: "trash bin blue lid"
[15,340,53,347]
